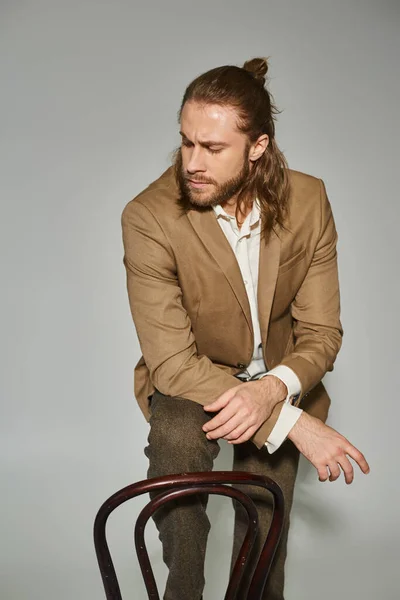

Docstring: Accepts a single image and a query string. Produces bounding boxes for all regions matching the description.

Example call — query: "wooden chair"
[94,471,284,600]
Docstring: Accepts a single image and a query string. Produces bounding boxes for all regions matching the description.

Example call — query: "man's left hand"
[202,376,287,444]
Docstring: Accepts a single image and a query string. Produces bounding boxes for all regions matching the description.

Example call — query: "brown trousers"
[144,390,300,600]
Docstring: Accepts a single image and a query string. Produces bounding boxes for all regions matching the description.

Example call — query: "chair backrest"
[94,470,284,600]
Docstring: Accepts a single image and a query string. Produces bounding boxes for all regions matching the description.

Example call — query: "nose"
[186,146,206,174]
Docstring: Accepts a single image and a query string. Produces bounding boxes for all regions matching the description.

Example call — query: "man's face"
[176,101,251,208]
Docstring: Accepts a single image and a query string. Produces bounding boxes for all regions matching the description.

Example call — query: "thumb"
[204,386,238,412]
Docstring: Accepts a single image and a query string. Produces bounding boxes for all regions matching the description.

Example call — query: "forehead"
[180,101,243,143]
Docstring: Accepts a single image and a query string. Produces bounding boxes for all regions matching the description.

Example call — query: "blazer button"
[237,363,246,369]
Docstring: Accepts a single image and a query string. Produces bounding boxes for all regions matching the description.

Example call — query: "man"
[121,58,370,600]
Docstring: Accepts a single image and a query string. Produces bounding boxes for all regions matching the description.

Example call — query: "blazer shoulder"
[121,166,180,223]
[283,168,328,235]
[288,168,322,192]
[287,168,326,208]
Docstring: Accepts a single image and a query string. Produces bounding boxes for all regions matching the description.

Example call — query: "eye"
[208,148,222,155]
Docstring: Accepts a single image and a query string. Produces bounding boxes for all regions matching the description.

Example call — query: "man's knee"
[145,391,219,474]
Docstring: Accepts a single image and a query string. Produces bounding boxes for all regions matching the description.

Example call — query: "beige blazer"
[121,166,343,449]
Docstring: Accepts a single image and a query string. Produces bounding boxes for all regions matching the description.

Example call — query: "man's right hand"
[287,412,370,484]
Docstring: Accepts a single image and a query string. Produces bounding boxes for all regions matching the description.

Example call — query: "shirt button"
[244,280,248,285]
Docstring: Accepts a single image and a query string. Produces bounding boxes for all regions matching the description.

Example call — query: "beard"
[173,147,251,209]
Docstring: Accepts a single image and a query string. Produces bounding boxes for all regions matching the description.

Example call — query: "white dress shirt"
[212,199,303,453]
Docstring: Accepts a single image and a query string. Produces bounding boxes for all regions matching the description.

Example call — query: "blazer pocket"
[278,247,307,274]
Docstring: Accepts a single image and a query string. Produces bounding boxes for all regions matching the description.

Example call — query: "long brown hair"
[176,57,291,241]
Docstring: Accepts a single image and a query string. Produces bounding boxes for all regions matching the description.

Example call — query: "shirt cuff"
[260,365,301,404]
[264,403,303,454]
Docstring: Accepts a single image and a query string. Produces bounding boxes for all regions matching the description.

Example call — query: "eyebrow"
[179,131,229,148]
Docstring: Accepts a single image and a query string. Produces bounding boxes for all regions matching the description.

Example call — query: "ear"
[249,134,269,162]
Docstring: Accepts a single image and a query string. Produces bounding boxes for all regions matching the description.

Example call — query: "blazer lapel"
[186,208,254,339]
[257,228,281,346]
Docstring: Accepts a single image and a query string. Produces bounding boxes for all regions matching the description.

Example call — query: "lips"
[187,179,211,189]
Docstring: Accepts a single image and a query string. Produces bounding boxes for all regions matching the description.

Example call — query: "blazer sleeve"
[121,198,240,405]
[278,179,343,402]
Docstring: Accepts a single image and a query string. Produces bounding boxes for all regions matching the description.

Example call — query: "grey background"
[1,1,398,598]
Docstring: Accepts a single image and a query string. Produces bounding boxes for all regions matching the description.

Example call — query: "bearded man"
[121,57,369,600]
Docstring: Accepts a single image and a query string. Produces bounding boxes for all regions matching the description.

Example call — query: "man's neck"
[220,197,253,226]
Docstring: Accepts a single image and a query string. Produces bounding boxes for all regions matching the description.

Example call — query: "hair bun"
[242,57,269,85]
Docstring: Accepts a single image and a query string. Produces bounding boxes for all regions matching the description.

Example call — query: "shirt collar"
[213,198,261,229]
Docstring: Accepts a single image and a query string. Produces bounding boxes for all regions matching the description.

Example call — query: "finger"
[228,425,258,445]
[203,387,238,413]
[328,462,341,482]
[318,465,330,482]
[203,402,238,433]
[206,414,244,440]
[337,455,354,485]
[223,422,249,441]
[345,444,370,474]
